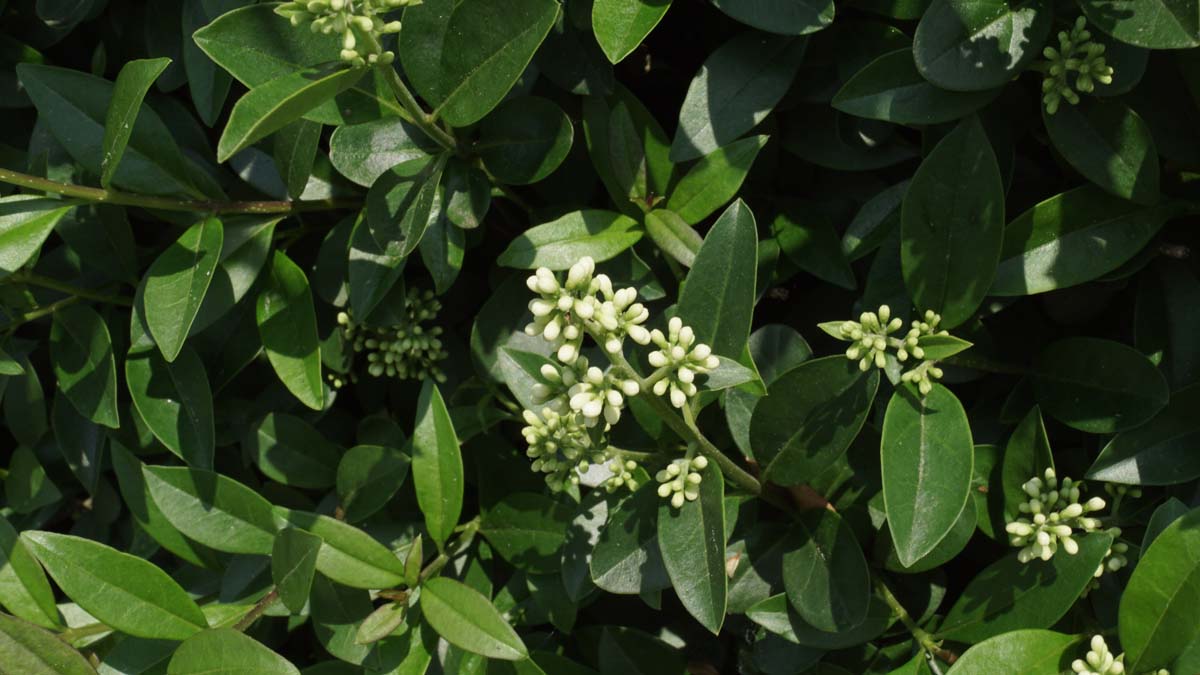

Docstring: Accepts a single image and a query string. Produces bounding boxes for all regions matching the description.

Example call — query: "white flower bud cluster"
[1071,635,1168,675]
[603,457,640,493]
[1083,527,1130,596]
[275,0,414,66]
[655,456,708,509]
[334,288,447,385]
[1005,468,1106,563]
[524,257,650,364]
[648,317,720,408]
[520,408,605,491]
[829,306,950,396]
[531,358,640,427]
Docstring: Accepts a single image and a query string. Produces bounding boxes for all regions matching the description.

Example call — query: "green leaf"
[101,57,171,188]
[937,532,1113,643]
[125,344,215,468]
[274,119,321,199]
[481,492,572,575]
[217,63,365,163]
[990,186,1180,296]
[1043,99,1160,205]
[1032,337,1169,434]
[745,593,892,648]
[913,0,1051,92]
[832,49,1000,125]
[412,380,464,549]
[355,602,407,646]
[710,0,834,35]
[582,88,675,217]
[781,510,870,633]
[900,116,1004,328]
[644,210,703,268]
[271,529,321,614]
[1088,383,1200,485]
[0,515,60,630]
[420,577,528,661]
[365,155,447,260]
[592,0,672,64]
[0,613,95,675]
[1143,498,1190,550]
[607,102,649,203]
[168,628,300,675]
[590,488,671,595]
[181,0,237,128]
[596,626,686,674]
[773,209,857,291]
[1120,506,1200,672]
[440,158,491,230]
[670,33,806,162]
[497,209,642,270]
[676,200,758,359]
[193,4,400,125]
[946,630,1079,674]
[50,393,104,494]
[21,531,207,640]
[657,467,726,634]
[328,117,436,188]
[190,214,281,335]
[915,334,972,361]
[143,465,279,555]
[17,64,212,198]
[420,207,466,295]
[337,444,412,523]
[143,217,224,362]
[881,384,974,567]
[49,304,118,429]
[666,136,767,224]
[245,413,340,489]
[477,96,574,185]
[278,510,407,590]
[4,447,59,514]
[751,356,878,484]
[257,251,324,411]
[1000,407,1055,517]
[400,0,560,126]
[1079,0,1200,49]
[348,213,406,320]
[0,196,76,279]
[841,180,907,262]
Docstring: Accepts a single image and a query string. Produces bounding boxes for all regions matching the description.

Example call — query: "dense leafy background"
[1,0,1200,673]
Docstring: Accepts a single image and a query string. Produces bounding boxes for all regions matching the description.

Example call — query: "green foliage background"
[0,0,1199,673]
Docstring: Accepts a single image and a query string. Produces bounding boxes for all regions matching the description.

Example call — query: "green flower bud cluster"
[335,288,447,384]
[830,306,949,395]
[1005,468,1106,563]
[1072,634,1169,675]
[1083,527,1129,595]
[603,457,640,493]
[521,407,606,491]
[275,0,414,66]
[524,257,651,365]
[647,317,720,409]
[1040,17,1114,114]
[655,455,708,509]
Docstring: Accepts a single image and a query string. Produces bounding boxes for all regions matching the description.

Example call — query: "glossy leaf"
[22,531,207,640]
[125,344,215,468]
[278,510,407,590]
[143,465,279,555]
[271,528,322,614]
[337,444,412,523]
[400,0,560,126]
[0,516,60,629]
[1043,99,1160,205]
[143,217,223,362]
[946,630,1079,674]
[1088,384,1200,485]
[913,0,1051,92]
[257,251,324,411]
[670,33,806,162]
[497,209,642,270]
[644,209,702,267]
[658,466,726,634]
[328,117,436,188]
[1032,337,1169,434]
[666,135,767,225]
[420,577,528,660]
[246,413,340,489]
[101,57,171,188]
[832,49,999,125]
[751,356,878,485]
[0,197,75,279]
[412,380,464,549]
[881,384,974,567]
[1079,0,1200,49]
[168,629,300,675]
[592,0,672,64]
[481,492,572,575]
[999,406,1055,517]
[49,304,118,428]
[676,200,757,358]
[590,488,671,595]
[781,510,870,633]
[901,116,1004,328]
[365,155,447,260]
[710,0,834,35]
[477,96,574,185]
[273,119,321,199]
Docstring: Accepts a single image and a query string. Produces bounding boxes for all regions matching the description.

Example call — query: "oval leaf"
[257,251,323,411]
[1032,337,1168,434]
[420,577,528,661]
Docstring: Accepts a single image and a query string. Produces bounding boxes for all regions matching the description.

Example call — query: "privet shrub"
[1,0,1199,673]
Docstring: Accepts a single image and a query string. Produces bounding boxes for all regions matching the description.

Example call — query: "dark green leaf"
[273,119,321,199]
[881,384,974,567]
[481,492,572,575]
[0,515,60,630]
[400,0,560,126]
[676,200,757,358]
[0,197,75,279]
[143,217,224,362]
[497,209,642,270]
[278,510,407,590]
[590,488,671,595]
[913,0,1051,92]
[1079,0,1200,49]
[746,593,892,648]
[1043,99,1160,205]
[245,413,340,489]
[644,209,703,268]
[337,444,412,523]
[101,57,171,188]
[168,629,300,675]
[125,344,215,468]
[670,33,806,162]
[1088,383,1200,485]
[421,577,528,661]
[0,613,95,675]
[412,380,464,548]
[143,465,280,555]
[710,0,834,35]
[592,0,672,64]
[946,630,1079,674]
[328,117,436,188]
[257,251,324,411]
[658,466,726,634]
[50,393,104,494]
[832,49,999,125]
[999,406,1055,517]
[22,531,207,640]
[365,155,447,260]
[666,135,767,225]
[1032,337,1169,434]
[272,528,322,614]
[49,304,118,428]
[477,96,573,185]
[781,510,869,633]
